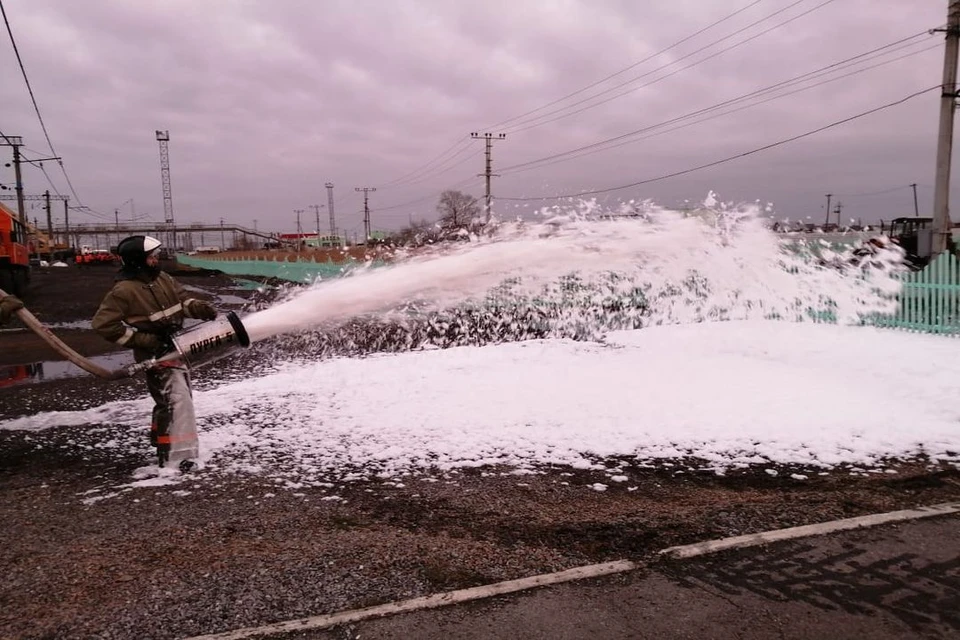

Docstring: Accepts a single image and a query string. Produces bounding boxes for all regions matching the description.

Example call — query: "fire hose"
[0,287,251,380]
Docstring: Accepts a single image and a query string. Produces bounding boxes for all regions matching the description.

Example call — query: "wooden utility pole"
[933,0,960,253]
[471,132,506,222]
[355,187,376,242]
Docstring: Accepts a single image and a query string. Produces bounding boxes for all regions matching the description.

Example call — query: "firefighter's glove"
[190,300,218,321]
[0,295,24,324]
[132,332,173,356]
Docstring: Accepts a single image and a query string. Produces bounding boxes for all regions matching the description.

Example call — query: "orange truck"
[0,202,29,296]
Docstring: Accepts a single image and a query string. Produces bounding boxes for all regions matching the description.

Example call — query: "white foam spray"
[242,196,904,343]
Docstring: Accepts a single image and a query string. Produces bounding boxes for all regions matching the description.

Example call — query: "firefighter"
[92,235,218,471]
[0,293,24,324]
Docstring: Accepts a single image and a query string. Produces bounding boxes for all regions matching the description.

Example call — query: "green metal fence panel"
[872,252,960,336]
[176,254,375,283]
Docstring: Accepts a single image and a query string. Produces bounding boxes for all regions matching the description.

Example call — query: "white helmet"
[117,235,162,267]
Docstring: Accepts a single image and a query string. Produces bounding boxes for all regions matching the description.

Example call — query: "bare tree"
[391,218,437,247]
[437,190,481,231]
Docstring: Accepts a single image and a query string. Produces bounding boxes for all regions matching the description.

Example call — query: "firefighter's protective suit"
[92,235,217,468]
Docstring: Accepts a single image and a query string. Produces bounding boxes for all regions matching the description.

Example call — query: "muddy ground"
[2,263,960,640]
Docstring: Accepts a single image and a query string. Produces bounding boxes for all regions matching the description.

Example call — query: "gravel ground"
[2,263,960,640]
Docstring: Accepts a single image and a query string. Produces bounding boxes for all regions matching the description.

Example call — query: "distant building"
[306,235,345,248]
[278,233,345,248]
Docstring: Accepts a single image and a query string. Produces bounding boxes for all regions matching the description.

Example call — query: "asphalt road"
[296,516,960,640]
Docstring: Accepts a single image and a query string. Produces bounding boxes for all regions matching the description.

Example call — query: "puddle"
[232,278,275,291]
[181,282,258,307]
[44,320,93,330]
[0,351,135,387]
[181,284,212,294]
[215,293,249,306]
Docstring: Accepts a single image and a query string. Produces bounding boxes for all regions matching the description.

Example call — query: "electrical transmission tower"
[471,132,506,222]
[355,187,376,242]
[155,130,177,249]
[325,182,336,237]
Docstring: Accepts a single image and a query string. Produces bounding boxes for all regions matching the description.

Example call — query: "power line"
[375,1,769,191]
[386,148,483,189]
[1,0,87,208]
[361,152,486,221]
[366,23,913,224]
[501,0,837,135]
[18,152,64,197]
[835,184,926,198]
[485,0,769,131]
[14,150,112,221]
[375,176,484,216]
[498,36,938,175]
[499,85,940,202]
[378,137,472,188]
[368,0,828,197]
[1,0,57,163]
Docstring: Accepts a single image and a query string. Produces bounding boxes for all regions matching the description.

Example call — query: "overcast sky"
[0,0,953,237]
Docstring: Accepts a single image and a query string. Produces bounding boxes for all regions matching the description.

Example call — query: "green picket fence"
[872,251,960,335]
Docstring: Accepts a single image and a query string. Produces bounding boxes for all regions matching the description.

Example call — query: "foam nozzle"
[170,310,251,370]
[126,311,252,375]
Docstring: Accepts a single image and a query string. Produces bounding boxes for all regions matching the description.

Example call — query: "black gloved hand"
[133,332,173,356]
[191,300,218,321]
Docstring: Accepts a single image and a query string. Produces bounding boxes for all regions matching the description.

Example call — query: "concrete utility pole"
[471,132,506,222]
[325,182,336,238]
[310,204,324,239]
[933,0,960,254]
[355,187,376,241]
[911,183,920,217]
[43,190,52,254]
[63,198,70,245]
[220,217,225,250]
[824,193,832,228]
[0,135,26,226]
[294,209,304,254]
[115,209,120,246]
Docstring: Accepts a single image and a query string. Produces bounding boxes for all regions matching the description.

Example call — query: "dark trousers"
[146,361,199,466]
